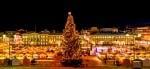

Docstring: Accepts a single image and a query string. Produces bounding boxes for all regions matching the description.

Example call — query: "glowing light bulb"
[68,12,71,15]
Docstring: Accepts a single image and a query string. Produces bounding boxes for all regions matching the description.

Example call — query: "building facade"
[2,30,135,47]
[91,33,135,46]
[22,33,49,46]
[133,26,150,35]
[99,28,118,33]
[133,26,150,40]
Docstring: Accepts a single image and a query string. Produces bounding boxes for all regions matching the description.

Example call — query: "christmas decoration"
[61,12,82,67]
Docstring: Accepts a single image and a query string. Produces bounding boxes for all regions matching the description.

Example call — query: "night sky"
[0,1,150,32]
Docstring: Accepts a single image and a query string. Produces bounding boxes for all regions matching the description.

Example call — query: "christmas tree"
[61,12,82,67]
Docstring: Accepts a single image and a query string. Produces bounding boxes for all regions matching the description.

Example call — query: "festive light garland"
[61,12,82,66]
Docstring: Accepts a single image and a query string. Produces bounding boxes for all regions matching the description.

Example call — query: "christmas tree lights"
[61,12,82,67]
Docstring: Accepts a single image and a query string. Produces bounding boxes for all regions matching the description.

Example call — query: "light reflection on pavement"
[0,66,149,69]
[0,56,149,69]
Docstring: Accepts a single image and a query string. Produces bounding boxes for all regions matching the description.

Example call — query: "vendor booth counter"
[0,53,55,66]
[97,52,150,67]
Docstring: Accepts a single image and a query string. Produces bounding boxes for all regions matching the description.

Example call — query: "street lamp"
[3,35,10,57]
[14,35,16,38]
[8,39,10,59]
[3,35,6,38]
[126,34,129,36]
[3,34,11,66]
[132,35,136,60]
[137,34,141,37]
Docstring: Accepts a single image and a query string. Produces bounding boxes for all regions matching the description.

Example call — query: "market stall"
[39,53,47,60]
[33,54,39,59]
[47,53,54,59]
[25,54,32,60]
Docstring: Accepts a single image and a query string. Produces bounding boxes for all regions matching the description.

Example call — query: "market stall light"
[137,34,141,37]
[144,36,147,38]
[3,35,6,38]
[135,41,138,42]
[58,41,61,46]
[148,42,150,44]
[14,35,16,38]
[126,34,129,36]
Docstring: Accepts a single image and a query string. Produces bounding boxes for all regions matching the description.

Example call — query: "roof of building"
[133,24,150,27]
[92,32,133,35]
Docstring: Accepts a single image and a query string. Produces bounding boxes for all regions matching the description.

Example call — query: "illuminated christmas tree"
[61,12,82,66]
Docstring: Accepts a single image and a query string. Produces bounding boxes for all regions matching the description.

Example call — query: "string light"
[61,12,82,66]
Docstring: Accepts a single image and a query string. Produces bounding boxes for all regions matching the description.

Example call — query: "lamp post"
[2,35,10,57]
[8,38,10,59]
[133,35,135,60]
[3,34,11,66]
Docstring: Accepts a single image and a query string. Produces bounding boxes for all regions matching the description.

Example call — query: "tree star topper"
[68,12,71,15]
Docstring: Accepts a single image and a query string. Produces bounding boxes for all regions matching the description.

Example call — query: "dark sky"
[0,1,150,32]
